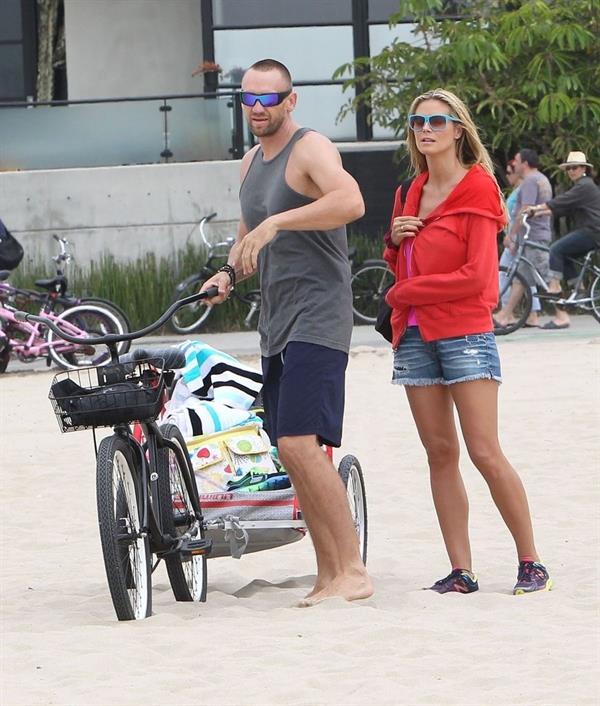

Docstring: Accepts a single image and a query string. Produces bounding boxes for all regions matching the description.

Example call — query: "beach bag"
[187,423,279,493]
[376,177,414,343]
[0,220,24,271]
[186,424,304,558]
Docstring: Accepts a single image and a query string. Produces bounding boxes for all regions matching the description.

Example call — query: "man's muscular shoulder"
[240,144,261,181]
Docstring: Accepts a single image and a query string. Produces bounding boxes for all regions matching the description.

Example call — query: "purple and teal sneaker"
[513,561,553,595]
[426,569,479,594]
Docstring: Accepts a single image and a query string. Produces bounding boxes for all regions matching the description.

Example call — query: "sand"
[1,329,599,706]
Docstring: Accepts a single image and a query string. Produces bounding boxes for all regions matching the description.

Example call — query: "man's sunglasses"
[240,90,291,108]
[408,113,461,132]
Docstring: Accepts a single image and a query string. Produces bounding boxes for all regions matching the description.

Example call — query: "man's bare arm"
[272,132,364,230]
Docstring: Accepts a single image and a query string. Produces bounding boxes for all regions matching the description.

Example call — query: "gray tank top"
[239,128,353,357]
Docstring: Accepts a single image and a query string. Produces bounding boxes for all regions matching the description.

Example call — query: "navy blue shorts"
[261,341,348,448]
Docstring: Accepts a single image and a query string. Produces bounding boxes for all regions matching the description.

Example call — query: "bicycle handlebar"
[13,285,219,345]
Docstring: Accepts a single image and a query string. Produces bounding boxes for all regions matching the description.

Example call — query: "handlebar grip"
[13,310,31,322]
[205,212,217,222]
[203,285,219,298]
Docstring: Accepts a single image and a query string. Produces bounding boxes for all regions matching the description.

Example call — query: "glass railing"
[0,93,239,171]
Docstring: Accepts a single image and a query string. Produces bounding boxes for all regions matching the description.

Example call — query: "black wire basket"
[49,358,165,432]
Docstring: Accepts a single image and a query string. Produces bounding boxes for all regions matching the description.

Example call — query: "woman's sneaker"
[426,569,479,594]
[513,561,553,595]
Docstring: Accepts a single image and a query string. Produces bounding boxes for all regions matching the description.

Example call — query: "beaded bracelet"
[216,263,236,289]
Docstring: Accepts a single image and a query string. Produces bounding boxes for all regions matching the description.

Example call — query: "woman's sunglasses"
[565,165,582,172]
[408,113,461,132]
[240,90,291,108]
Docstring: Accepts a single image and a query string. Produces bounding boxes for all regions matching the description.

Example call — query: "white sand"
[1,331,599,706]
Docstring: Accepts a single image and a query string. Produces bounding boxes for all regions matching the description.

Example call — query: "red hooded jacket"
[384,164,506,346]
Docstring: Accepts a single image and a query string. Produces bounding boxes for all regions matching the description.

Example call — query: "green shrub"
[11,233,384,332]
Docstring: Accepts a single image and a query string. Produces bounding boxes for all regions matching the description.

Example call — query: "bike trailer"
[186,423,305,558]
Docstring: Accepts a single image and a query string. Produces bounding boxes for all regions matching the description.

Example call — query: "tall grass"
[11,232,384,332]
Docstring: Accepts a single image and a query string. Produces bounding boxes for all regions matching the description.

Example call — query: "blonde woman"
[384,89,552,595]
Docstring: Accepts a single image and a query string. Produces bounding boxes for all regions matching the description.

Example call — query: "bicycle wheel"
[351,263,394,325]
[493,266,533,335]
[80,298,132,353]
[156,424,207,602]
[169,274,213,334]
[338,454,368,565]
[589,274,600,323]
[96,435,152,620]
[47,304,124,369]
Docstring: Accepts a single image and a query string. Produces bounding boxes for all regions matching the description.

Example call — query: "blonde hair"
[406,88,507,218]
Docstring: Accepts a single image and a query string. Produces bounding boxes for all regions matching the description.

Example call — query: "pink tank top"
[404,238,418,326]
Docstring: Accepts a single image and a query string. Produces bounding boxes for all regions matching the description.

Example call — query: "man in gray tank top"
[201,59,373,605]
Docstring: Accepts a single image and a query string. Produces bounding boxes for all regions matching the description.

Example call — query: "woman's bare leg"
[450,379,539,560]
[406,385,471,570]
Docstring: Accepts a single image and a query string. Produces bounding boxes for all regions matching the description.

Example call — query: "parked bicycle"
[0,274,126,372]
[4,234,131,336]
[170,214,394,330]
[494,213,600,334]
[14,288,220,619]
[169,213,261,334]
[348,247,394,325]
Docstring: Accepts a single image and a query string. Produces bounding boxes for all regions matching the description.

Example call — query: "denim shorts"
[392,327,502,386]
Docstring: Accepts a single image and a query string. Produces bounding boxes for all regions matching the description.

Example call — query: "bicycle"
[493,213,600,334]
[0,274,126,373]
[348,247,394,325]
[14,288,219,620]
[169,213,261,334]
[3,234,131,337]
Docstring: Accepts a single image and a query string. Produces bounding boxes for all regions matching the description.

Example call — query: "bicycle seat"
[121,346,187,370]
[35,275,67,294]
[0,270,10,281]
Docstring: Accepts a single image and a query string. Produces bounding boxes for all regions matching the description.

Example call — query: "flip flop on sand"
[541,321,570,330]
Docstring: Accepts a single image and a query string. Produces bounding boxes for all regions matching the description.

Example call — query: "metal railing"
[0,91,245,171]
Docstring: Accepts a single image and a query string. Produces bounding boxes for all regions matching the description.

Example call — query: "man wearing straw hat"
[528,151,600,329]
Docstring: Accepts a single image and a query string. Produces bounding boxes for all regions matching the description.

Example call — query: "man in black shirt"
[529,151,600,329]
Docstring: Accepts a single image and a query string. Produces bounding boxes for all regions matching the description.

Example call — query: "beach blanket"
[160,340,263,437]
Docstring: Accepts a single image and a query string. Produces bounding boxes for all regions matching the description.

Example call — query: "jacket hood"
[404,164,507,229]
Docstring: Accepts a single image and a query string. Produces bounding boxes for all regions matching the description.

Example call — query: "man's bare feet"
[297,570,373,607]
[304,575,330,599]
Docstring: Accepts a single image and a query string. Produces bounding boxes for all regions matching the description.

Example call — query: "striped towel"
[179,339,262,408]
[160,340,263,437]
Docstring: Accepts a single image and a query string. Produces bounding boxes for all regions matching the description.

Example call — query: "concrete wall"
[0,161,241,270]
[64,0,204,100]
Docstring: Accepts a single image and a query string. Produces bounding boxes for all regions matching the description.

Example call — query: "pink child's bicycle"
[0,271,126,373]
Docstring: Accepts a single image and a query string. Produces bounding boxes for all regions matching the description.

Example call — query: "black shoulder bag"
[374,177,414,343]
[0,220,24,271]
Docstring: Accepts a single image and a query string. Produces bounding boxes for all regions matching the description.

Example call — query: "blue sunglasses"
[240,90,291,108]
[408,113,461,131]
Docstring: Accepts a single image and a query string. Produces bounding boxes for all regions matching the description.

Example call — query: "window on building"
[0,0,36,101]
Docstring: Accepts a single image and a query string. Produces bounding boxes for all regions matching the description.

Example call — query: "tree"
[335,0,600,179]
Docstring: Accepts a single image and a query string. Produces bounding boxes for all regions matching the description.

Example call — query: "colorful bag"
[186,424,304,558]
[187,423,278,494]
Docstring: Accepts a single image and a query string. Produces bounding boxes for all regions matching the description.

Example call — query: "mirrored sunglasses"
[408,113,461,132]
[240,90,291,108]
